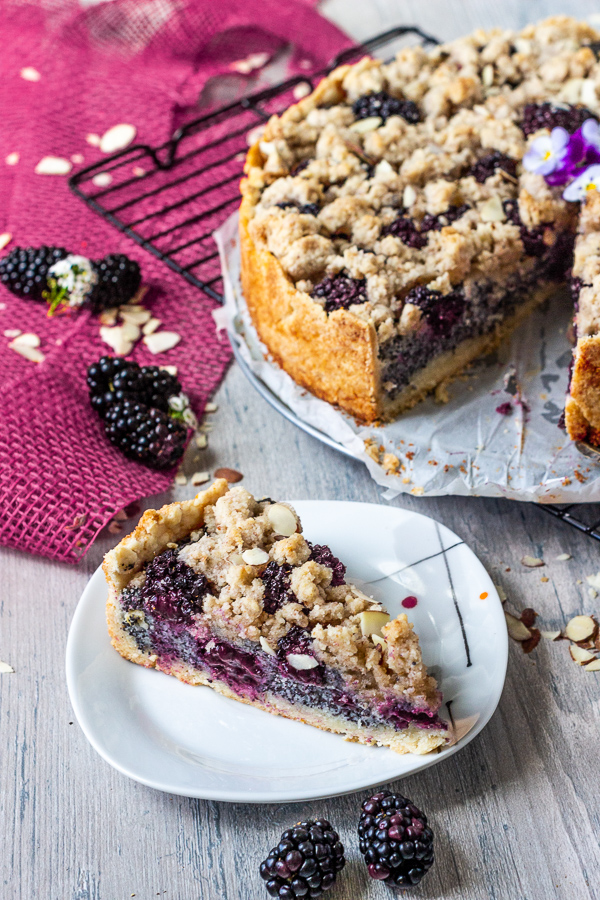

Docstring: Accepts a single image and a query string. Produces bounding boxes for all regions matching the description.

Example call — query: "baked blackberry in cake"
[239,16,600,444]
[103,480,448,755]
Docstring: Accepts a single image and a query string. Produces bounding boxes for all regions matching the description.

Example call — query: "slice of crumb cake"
[103,479,449,755]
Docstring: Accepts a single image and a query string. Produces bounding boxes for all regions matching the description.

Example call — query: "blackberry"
[262,562,295,614]
[307,543,346,586]
[353,91,420,125]
[277,626,324,683]
[259,819,345,899]
[520,102,597,136]
[87,357,192,469]
[137,548,209,622]
[88,253,141,312]
[406,284,466,338]
[0,245,68,300]
[470,151,517,183]
[311,274,368,313]
[382,205,470,248]
[358,790,434,889]
[503,199,546,257]
[103,399,187,468]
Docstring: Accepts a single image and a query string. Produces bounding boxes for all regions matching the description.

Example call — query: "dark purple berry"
[353,91,420,125]
[311,273,367,313]
[276,202,321,216]
[307,543,346,586]
[122,547,209,623]
[259,820,345,899]
[0,245,68,301]
[470,151,517,183]
[277,626,324,683]
[358,791,434,888]
[503,199,546,257]
[520,102,597,136]
[405,284,466,337]
[88,253,141,312]
[383,205,470,248]
[262,562,295,614]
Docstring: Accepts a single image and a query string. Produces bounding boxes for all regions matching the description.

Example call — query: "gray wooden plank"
[2,2,600,899]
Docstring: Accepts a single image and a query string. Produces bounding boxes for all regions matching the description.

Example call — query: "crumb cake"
[103,480,449,755]
[240,15,600,443]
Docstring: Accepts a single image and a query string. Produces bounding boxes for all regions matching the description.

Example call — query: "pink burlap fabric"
[0,0,350,563]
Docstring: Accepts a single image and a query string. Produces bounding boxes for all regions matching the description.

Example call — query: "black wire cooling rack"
[69,25,600,542]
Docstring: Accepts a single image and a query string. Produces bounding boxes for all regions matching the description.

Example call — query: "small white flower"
[523,127,570,176]
[563,164,600,201]
[168,393,189,412]
[582,118,600,150]
[48,255,97,307]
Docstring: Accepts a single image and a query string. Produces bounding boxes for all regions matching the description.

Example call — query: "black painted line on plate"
[365,540,465,584]
[435,522,472,668]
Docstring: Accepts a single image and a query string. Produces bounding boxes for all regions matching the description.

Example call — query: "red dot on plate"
[402,596,418,609]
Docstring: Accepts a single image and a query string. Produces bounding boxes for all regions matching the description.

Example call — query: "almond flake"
[480,196,506,222]
[195,433,208,450]
[287,653,319,670]
[86,133,101,147]
[120,308,151,326]
[205,402,218,413]
[521,555,544,568]
[584,658,600,671]
[10,343,44,362]
[143,331,181,354]
[565,615,596,643]
[99,308,118,326]
[71,153,84,165]
[371,633,386,648]
[142,317,161,335]
[585,572,600,591]
[5,152,19,166]
[92,172,112,187]
[100,124,137,154]
[0,660,15,674]
[4,329,21,338]
[556,553,571,561]
[242,547,269,566]
[481,64,494,86]
[494,583,507,603]
[0,233,11,250]
[132,166,146,177]
[293,83,311,100]
[160,365,178,376]
[99,325,133,356]
[581,79,597,107]
[214,467,243,483]
[505,612,531,642]
[119,321,141,342]
[190,471,210,486]
[247,124,265,147]
[175,473,187,486]
[349,116,382,133]
[267,503,297,537]
[359,610,391,638]
[541,630,562,641]
[374,159,395,181]
[12,332,40,348]
[21,67,41,81]
[35,156,72,176]
[570,644,596,665]
[260,636,276,656]
[402,185,417,207]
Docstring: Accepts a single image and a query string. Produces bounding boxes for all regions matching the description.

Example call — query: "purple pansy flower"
[523,127,571,179]
[563,164,600,202]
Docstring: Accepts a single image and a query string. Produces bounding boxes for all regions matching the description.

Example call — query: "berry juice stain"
[401,596,418,609]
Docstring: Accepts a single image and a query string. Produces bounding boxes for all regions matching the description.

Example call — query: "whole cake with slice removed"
[103,479,449,755]
[239,15,600,444]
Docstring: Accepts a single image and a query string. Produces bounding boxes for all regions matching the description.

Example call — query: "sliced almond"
[570,644,596,665]
[371,633,386,648]
[86,133,101,147]
[480,196,506,222]
[267,504,297,537]
[10,343,44,362]
[12,332,40,348]
[585,572,600,591]
[190,471,209,486]
[100,325,133,356]
[92,172,112,187]
[241,548,269,566]
[565,615,596,643]
[229,553,244,566]
[0,660,15,674]
[541,630,562,641]
[119,321,141,342]
[349,116,382,133]
[584,658,600,671]
[6,152,19,166]
[175,473,187,486]
[143,331,181,354]
[195,433,208,450]
[99,308,118,326]
[120,308,151,326]
[35,156,72,175]
[505,612,531,642]
[160,365,177,376]
[214,467,243,483]
[21,67,41,82]
[71,153,84,165]
[205,402,218,413]
[142,317,161,335]
[287,653,319,670]
[132,166,146,177]
[521,555,544,568]
[359,610,391,638]
[403,185,417,207]
[581,79,597,107]
[0,232,12,250]
[4,328,21,338]
[373,159,395,181]
[293,83,311,100]
[556,553,571,561]
[100,124,137,154]
[260,636,276,656]
[481,64,494,86]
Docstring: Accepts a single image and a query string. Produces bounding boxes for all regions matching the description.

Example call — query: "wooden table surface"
[3,1,600,898]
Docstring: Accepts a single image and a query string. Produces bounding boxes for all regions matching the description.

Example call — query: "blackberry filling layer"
[104,482,449,754]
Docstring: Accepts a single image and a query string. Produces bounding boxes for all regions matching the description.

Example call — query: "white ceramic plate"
[66,501,508,803]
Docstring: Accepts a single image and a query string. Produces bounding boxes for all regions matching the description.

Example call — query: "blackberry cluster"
[0,245,67,300]
[259,820,345,899]
[470,151,517,183]
[311,274,368,313]
[358,790,434,888]
[503,199,546,258]
[262,562,294,614]
[88,253,141,312]
[307,543,346,586]
[520,102,597,136]
[382,205,470,249]
[405,285,466,338]
[352,91,420,125]
[87,356,189,469]
[135,548,209,622]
